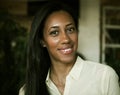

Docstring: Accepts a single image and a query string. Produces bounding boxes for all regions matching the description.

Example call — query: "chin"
[60,55,76,64]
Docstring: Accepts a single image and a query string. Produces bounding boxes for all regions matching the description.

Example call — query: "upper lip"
[58,45,73,50]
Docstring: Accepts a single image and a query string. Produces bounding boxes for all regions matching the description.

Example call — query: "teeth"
[61,48,72,54]
[64,48,71,52]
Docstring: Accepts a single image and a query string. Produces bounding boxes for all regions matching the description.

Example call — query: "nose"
[61,32,70,44]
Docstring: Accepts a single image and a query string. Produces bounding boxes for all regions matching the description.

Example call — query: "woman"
[19,1,120,95]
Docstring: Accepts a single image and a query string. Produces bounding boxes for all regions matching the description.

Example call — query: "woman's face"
[42,10,78,64]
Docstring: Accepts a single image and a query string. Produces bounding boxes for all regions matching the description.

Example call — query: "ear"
[40,40,46,47]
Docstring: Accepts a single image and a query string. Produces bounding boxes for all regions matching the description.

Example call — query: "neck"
[50,57,76,79]
[50,63,74,95]
[50,55,77,77]
[50,64,72,80]
[50,56,77,95]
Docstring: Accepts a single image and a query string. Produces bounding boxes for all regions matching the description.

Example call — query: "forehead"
[45,10,74,24]
[44,10,74,28]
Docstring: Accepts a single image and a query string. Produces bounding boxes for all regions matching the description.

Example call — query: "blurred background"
[0,0,120,95]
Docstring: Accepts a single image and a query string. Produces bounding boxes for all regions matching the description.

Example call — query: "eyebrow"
[50,26,59,29]
[49,23,74,29]
[66,23,74,27]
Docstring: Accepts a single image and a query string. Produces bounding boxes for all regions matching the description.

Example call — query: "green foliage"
[0,11,28,95]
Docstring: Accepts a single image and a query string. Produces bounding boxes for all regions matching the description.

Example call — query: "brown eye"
[49,30,59,37]
[66,27,75,34]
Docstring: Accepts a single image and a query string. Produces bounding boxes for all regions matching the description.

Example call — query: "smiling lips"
[59,48,73,55]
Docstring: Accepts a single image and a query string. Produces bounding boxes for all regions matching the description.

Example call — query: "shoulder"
[79,57,119,79]
[83,59,114,72]
[19,85,25,95]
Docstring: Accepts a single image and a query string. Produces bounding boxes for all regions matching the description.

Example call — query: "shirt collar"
[46,56,84,83]
[46,69,50,84]
[67,56,84,80]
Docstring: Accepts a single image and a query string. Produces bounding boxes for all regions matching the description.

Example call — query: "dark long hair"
[25,1,78,95]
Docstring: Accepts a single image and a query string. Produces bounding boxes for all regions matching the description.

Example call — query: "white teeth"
[61,48,72,54]
[64,48,71,52]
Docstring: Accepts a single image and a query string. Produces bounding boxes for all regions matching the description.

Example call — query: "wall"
[78,0,100,62]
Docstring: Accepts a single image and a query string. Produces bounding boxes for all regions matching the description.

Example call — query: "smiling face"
[42,10,78,64]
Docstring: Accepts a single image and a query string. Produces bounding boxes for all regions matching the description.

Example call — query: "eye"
[49,30,59,37]
[66,26,75,34]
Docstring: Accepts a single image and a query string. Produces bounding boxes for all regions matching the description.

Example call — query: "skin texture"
[41,10,78,94]
[42,10,78,65]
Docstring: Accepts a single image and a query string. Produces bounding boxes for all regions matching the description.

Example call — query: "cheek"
[72,34,78,49]
[45,38,59,49]
[76,36,78,44]
[72,34,78,44]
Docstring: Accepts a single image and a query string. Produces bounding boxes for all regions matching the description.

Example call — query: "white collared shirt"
[46,56,120,95]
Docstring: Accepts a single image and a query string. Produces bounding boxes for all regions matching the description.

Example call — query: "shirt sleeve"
[103,66,120,95]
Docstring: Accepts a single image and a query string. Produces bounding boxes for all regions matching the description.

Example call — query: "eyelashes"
[66,27,75,34]
[49,30,59,37]
[49,26,76,37]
